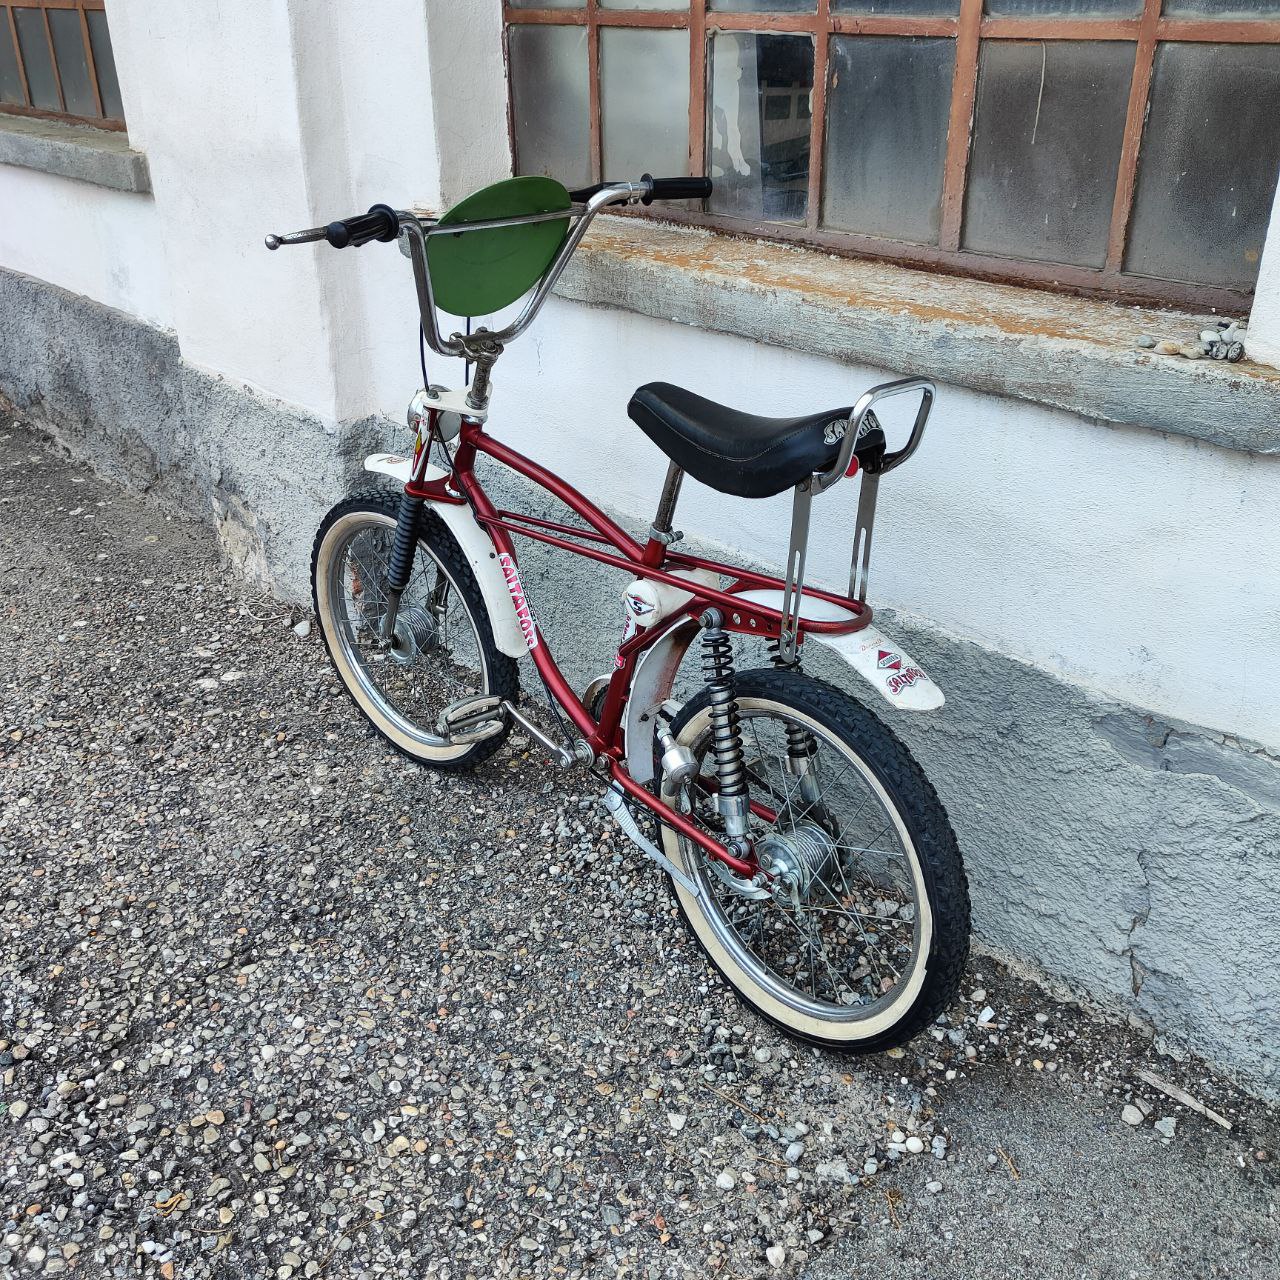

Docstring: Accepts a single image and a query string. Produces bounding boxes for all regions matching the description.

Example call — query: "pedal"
[436,694,508,745]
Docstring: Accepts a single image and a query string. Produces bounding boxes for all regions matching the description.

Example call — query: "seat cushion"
[627,382,851,499]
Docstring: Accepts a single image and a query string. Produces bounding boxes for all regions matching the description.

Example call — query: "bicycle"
[266,173,970,1051]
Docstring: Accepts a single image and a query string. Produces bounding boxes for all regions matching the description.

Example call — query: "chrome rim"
[323,514,489,750]
[676,701,928,1025]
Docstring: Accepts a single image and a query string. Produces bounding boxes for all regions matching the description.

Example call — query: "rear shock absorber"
[769,637,822,817]
[701,610,750,842]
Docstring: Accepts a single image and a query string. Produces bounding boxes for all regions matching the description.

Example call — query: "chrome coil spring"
[702,612,747,800]
[768,639,819,794]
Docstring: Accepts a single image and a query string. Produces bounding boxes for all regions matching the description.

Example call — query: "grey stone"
[0,115,150,193]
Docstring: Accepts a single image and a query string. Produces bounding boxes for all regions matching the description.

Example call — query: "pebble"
[1155,1117,1177,1139]
[926,1180,943,1194]
[1121,1105,1145,1127]
[0,422,1266,1280]
[292,618,312,638]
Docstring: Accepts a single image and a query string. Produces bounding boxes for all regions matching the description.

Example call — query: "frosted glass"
[601,0,687,8]
[986,0,1140,13]
[963,39,1133,267]
[1163,0,1280,12]
[822,36,954,244]
[13,7,57,110]
[708,32,813,223]
[834,1,960,13]
[0,9,24,105]
[86,10,122,121]
[710,1,816,11]
[509,24,591,189]
[1125,42,1280,289]
[48,7,95,117]
[601,28,690,180]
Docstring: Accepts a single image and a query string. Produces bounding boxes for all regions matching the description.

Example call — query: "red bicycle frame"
[420,417,874,877]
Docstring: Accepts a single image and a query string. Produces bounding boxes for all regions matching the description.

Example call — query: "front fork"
[378,491,425,643]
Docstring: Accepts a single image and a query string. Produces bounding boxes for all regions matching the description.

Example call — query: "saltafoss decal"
[498,552,538,650]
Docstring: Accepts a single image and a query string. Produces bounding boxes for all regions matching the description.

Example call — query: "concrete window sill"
[0,114,150,195]
[555,218,1280,456]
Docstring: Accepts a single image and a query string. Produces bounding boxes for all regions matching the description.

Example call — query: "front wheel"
[311,489,519,770]
[660,668,970,1052]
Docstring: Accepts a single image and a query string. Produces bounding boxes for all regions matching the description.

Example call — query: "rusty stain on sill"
[569,219,1280,385]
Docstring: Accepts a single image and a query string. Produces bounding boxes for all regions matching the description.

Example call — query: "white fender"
[363,453,527,659]
[732,589,945,713]
[623,589,944,784]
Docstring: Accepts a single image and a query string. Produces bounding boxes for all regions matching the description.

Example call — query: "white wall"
[0,166,170,327]
[491,299,1280,754]
[1248,177,1280,369]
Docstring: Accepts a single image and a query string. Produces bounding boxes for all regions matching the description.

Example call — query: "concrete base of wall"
[5,267,1279,1098]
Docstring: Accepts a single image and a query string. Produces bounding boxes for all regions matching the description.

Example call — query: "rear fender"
[623,595,943,783]
[363,453,527,659]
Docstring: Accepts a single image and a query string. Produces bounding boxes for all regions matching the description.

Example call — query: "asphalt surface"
[1,414,1276,1280]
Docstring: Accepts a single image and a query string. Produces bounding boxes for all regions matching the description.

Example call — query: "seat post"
[645,462,685,564]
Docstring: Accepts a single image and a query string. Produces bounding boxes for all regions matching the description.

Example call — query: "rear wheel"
[660,668,969,1052]
[311,489,519,769]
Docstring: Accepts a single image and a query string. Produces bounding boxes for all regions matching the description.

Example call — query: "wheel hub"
[758,821,838,902]
[389,606,437,665]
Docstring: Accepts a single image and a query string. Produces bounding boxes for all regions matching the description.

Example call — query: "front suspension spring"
[702,611,747,803]
[386,494,425,592]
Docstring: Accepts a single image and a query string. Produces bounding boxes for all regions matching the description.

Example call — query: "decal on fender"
[497,552,538,651]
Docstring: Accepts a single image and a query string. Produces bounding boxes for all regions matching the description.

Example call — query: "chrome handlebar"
[400,181,647,362]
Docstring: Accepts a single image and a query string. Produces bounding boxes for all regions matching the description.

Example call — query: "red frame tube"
[444,419,872,874]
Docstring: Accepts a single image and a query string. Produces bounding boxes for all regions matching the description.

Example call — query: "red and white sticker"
[498,552,538,651]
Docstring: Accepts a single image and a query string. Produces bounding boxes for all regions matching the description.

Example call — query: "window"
[504,1,1280,309]
[0,1,124,131]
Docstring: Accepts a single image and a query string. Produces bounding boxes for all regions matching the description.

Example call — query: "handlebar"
[569,174,713,205]
[263,175,714,377]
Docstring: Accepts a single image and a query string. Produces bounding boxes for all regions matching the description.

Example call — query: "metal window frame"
[1,0,124,131]
[503,0,1280,310]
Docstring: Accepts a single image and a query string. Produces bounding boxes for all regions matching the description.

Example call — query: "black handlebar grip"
[325,203,400,249]
[641,174,713,205]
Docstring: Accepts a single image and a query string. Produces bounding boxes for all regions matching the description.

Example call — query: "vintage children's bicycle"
[266,174,969,1051]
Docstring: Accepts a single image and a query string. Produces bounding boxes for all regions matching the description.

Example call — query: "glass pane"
[986,0,1140,13]
[962,40,1133,268]
[1125,42,1280,290]
[48,7,96,117]
[509,24,591,190]
[834,1,959,12]
[86,9,123,121]
[708,32,813,223]
[508,0,584,7]
[822,36,954,244]
[13,7,57,110]
[709,1,816,11]
[601,29,689,180]
[0,8,25,105]
[1163,0,1280,12]
[601,0,686,8]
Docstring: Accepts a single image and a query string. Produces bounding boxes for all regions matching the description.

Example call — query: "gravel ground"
[1,415,1277,1280]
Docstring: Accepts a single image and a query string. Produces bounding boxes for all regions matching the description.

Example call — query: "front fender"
[363,453,528,659]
